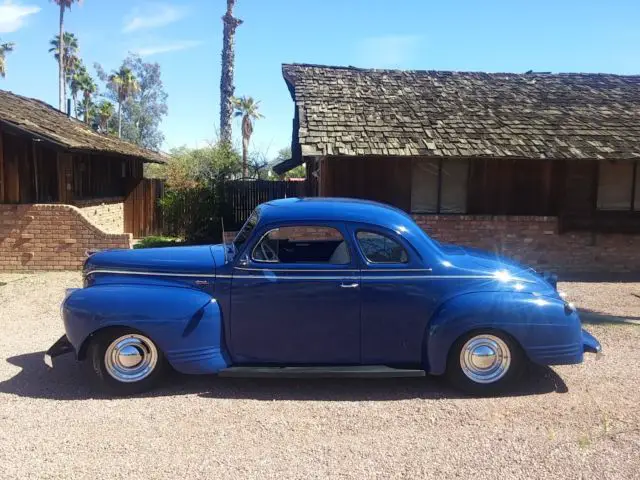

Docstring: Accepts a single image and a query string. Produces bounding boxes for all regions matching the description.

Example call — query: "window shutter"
[411,160,439,213]
[635,162,640,211]
[440,159,469,213]
[597,162,634,211]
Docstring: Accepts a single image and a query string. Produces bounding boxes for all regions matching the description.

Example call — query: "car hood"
[439,244,558,296]
[85,245,225,275]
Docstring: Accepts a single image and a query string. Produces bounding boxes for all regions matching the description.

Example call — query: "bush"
[159,142,240,244]
[134,236,182,249]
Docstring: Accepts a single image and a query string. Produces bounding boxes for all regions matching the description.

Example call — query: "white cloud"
[355,34,424,69]
[123,3,187,33]
[0,1,40,34]
[134,40,202,56]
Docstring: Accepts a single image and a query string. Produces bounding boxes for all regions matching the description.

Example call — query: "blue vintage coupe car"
[45,198,601,395]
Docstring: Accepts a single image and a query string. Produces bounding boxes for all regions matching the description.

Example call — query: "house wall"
[75,197,125,234]
[414,214,640,274]
[0,204,131,272]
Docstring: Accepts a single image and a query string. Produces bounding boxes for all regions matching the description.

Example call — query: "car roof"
[257,197,415,229]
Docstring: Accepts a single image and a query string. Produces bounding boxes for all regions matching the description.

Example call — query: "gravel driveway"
[0,272,638,480]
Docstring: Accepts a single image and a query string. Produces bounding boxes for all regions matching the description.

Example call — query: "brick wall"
[213,216,640,274]
[414,215,640,274]
[0,204,132,272]
[75,197,125,234]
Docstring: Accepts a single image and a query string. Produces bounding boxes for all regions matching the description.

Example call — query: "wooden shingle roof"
[0,89,166,163]
[282,64,640,160]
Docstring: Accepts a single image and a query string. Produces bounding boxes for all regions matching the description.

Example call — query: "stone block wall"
[0,204,132,272]
[75,197,125,234]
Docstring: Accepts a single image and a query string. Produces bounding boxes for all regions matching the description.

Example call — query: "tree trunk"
[219,0,242,144]
[84,98,90,124]
[58,5,65,111]
[242,133,249,178]
[118,100,122,137]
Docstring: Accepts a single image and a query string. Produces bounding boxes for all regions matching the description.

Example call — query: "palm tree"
[52,0,82,111]
[77,69,96,124]
[49,32,79,113]
[68,61,87,117]
[233,96,263,178]
[96,100,115,133]
[220,0,242,144]
[108,67,139,138]
[0,40,15,78]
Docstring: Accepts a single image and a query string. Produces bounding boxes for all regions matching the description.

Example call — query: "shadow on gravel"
[1,351,567,401]
[579,309,640,325]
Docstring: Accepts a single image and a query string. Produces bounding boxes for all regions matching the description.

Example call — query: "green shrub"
[134,236,182,249]
[159,142,240,244]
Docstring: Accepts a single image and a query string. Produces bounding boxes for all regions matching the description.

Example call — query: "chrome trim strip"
[87,269,533,283]
[234,267,433,273]
[365,268,433,272]
[221,274,502,281]
[85,269,217,278]
[234,267,358,272]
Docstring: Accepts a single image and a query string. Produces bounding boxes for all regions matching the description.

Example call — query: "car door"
[230,223,361,364]
[352,226,438,366]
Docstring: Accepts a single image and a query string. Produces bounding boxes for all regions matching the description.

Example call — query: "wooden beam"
[32,142,39,202]
[3,132,19,203]
[56,152,73,204]
[0,127,4,202]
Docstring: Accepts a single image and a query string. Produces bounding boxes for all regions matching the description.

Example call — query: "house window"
[411,159,469,213]
[597,161,638,211]
[411,160,439,213]
[440,159,469,213]
[635,162,640,211]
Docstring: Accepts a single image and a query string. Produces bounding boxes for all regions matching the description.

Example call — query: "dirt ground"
[0,272,638,479]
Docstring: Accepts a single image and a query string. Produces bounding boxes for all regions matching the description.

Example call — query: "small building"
[0,89,165,271]
[280,64,640,273]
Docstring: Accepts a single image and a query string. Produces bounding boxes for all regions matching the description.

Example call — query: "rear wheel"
[446,330,524,395]
[89,328,166,395]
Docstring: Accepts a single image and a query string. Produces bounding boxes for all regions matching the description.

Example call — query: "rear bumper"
[43,335,75,368]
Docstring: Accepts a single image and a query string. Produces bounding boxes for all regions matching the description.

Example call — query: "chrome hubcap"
[104,334,158,383]
[460,335,511,384]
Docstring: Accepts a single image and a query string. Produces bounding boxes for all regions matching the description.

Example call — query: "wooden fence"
[224,180,306,229]
[124,178,164,238]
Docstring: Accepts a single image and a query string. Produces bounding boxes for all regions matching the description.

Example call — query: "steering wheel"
[260,240,278,262]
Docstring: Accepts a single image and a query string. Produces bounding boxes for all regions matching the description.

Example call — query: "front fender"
[425,292,582,375]
[63,285,229,374]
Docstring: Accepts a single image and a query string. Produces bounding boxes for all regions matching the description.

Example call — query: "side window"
[252,226,349,264]
[357,231,408,264]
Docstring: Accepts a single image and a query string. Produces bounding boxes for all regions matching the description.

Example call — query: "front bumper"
[582,329,602,356]
[43,335,75,368]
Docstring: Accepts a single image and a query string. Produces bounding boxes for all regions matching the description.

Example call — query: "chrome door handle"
[340,283,359,289]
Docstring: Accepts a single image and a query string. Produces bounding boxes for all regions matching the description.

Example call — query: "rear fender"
[63,285,229,374]
[424,292,581,374]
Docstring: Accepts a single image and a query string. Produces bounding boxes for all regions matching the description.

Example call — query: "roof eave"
[0,118,166,164]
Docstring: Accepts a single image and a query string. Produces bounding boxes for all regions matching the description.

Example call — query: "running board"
[218,366,426,378]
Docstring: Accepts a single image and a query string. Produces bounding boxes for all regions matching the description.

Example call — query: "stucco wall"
[75,197,125,234]
[414,215,640,274]
[0,204,131,272]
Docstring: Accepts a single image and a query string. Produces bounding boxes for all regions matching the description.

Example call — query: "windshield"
[233,209,259,253]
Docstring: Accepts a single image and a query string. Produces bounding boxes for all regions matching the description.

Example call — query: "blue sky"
[1,0,640,159]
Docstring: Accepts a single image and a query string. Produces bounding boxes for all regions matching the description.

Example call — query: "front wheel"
[89,328,167,395]
[445,330,524,395]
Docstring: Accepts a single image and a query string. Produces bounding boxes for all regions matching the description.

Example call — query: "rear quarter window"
[356,231,408,263]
